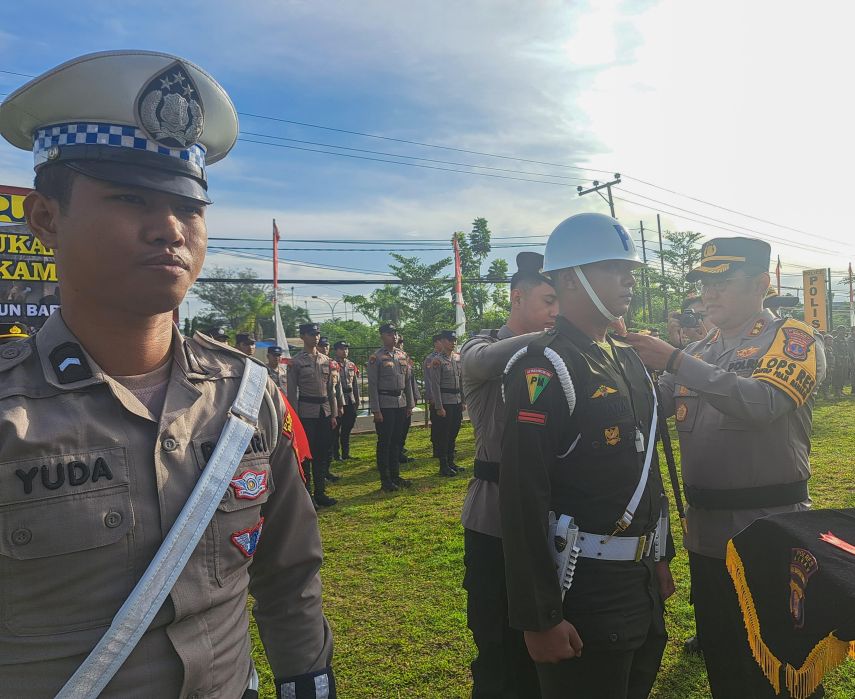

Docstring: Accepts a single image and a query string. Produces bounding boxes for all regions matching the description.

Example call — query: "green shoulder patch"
[525,367,553,404]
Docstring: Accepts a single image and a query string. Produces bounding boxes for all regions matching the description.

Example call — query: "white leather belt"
[577,529,656,562]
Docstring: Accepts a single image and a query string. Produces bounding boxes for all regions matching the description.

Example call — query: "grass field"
[251,398,855,698]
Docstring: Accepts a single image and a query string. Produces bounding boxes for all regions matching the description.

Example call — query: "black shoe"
[341,453,352,460]
[381,480,399,492]
[393,477,412,488]
[326,473,341,482]
[683,635,702,655]
[315,494,338,507]
[398,454,412,464]
[440,466,457,477]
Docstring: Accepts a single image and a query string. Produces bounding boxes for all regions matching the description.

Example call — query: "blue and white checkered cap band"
[33,122,206,172]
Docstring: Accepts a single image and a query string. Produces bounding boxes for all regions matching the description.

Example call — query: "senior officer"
[501,213,675,699]
[626,238,825,699]
[287,323,338,507]
[0,51,334,698]
[367,323,414,492]
[426,329,464,476]
[461,252,558,698]
[333,341,360,460]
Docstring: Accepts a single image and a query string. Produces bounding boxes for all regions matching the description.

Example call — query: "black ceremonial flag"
[726,509,855,699]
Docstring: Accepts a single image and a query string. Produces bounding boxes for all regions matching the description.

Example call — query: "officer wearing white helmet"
[499,213,675,698]
[0,51,334,698]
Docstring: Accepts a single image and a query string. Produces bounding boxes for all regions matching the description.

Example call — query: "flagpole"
[849,262,854,328]
[453,237,466,338]
[776,255,781,295]
[273,219,291,358]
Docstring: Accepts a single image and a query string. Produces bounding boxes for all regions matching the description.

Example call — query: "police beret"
[318,336,329,347]
[299,323,320,335]
[235,333,255,345]
[333,341,350,350]
[267,345,283,355]
[687,238,771,282]
[379,323,397,334]
[0,322,29,340]
[0,50,238,204]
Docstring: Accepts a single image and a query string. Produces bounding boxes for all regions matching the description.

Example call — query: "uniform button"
[1,346,21,359]
[11,528,32,545]
[162,437,178,452]
[608,632,619,643]
[104,511,123,528]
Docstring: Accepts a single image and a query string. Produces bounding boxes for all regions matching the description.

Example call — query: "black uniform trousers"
[337,403,357,458]
[464,528,540,699]
[688,551,824,699]
[375,406,407,484]
[399,411,412,459]
[433,402,463,460]
[429,404,439,456]
[300,415,332,498]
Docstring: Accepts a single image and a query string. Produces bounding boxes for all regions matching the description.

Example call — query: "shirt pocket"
[0,447,134,635]
[211,454,275,586]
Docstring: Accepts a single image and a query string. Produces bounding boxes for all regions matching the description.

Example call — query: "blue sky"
[2,0,854,322]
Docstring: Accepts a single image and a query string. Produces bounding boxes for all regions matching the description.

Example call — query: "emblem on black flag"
[136,61,204,148]
[789,547,819,629]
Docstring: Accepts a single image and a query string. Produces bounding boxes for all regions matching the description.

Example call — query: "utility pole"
[657,214,668,321]
[639,221,653,323]
[577,174,621,217]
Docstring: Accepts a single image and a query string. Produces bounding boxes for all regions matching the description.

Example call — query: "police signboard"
[0,185,59,329]
[802,269,829,332]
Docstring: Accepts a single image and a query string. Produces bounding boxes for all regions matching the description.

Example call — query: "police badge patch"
[604,426,621,446]
[789,547,819,629]
[136,61,204,148]
[782,327,815,361]
[230,470,268,499]
[231,518,264,557]
[525,367,553,404]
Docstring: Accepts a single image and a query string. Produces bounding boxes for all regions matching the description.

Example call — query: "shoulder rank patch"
[231,518,264,557]
[49,342,93,384]
[604,426,621,446]
[591,384,618,399]
[749,319,766,336]
[736,346,761,359]
[231,470,268,499]
[525,367,553,404]
[751,319,818,406]
[789,548,819,629]
[431,358,441,368]
[517,409,547,425]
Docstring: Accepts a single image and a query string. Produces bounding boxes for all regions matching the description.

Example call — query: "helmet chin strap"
[574,266,619,322]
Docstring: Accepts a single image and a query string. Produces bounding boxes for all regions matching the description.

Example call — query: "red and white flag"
[272,219,290,358]
[453,237,466,338]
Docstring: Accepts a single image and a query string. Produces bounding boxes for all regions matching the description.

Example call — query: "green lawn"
[251,399,855,698]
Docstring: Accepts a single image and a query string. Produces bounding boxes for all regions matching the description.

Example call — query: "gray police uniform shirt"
[659,310,826,559]
[426,351,463,407]
[460,326,541,537]
[423,352,436,402]
[286,350,337,419]
[367,347,414,411]
[338,359,360,406]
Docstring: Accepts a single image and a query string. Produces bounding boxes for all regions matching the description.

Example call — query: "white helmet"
[543,213,642,272]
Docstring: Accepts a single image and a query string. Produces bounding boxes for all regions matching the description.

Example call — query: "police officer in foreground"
[501,213,675,699]
[427,329,464,476]
[0,51,334,698]
[266,345,287,392]
[367,323,414,492]
[626,237,825,698]
[0,321,30,345]
[461,252,558,698]
[287,323,338,506]
[333,341,360,460]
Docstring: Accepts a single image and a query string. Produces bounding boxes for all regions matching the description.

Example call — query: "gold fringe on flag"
[725,540,782,694]
[785,632,852,699]
[850,641,855,660]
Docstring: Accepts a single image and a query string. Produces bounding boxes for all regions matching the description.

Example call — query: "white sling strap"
[56,359,269,699]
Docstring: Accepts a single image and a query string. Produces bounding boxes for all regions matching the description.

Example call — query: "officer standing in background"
[627,237,825,699]
[287,323,338,507]
[209,326,230,344]
[427,330,464,476]
[334,341,360,460]
[425,333,443,457]
[236,333,256,357]
[461,252,558,698]
[266,345,287,392]
[367,323,414,492]
[0,321,30,345]
[848,327,855,394]
[396,334,420,464]
[832,325,850,396]
[0,51,334,698]
[318,337,344,475]
[501,214,674,699]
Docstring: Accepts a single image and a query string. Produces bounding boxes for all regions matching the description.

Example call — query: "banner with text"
[0,185,59,329]
[802,268,828,332]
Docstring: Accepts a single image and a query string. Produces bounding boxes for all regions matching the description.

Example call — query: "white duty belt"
[56,358,269,699]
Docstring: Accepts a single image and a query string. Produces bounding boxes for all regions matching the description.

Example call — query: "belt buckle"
[634,535,647,562]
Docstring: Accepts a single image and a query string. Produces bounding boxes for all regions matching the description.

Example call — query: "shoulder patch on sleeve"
[751,319,818,406]
[369,354,377,364]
